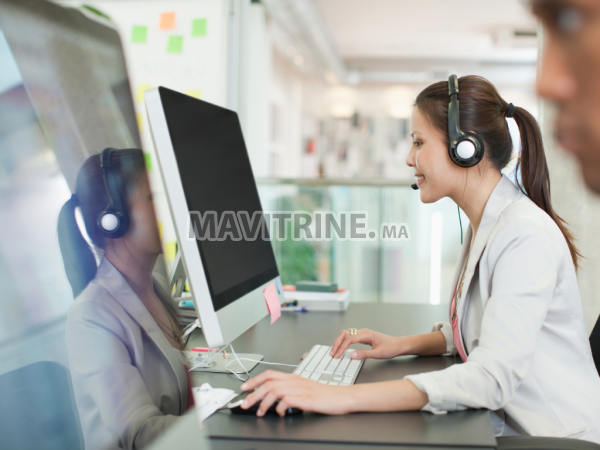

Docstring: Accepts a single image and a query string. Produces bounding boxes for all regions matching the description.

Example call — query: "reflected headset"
[411,74,485,191]
[97,147,130,239]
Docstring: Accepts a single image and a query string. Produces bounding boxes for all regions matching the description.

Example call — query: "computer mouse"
[227,390,303,416]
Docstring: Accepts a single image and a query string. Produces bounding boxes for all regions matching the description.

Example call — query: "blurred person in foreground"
[533,0,600,191]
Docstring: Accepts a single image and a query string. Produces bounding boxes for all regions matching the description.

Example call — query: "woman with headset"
[58,149,191,450]
[240,75,600,443]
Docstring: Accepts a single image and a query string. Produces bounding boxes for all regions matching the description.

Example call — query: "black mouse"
[227,390,303,416]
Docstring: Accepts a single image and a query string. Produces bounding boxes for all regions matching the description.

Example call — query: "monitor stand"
[171,253,264,374]
[185,351,264,374]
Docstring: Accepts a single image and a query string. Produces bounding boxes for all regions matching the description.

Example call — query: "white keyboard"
[293,344,364,386]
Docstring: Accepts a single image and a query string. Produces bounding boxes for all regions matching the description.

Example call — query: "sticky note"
[185,90,201,99]
[136,113,143,131]
[131,25,147,43]
[144,152,152,171]
[136,84,152,102]
[165,241,177,261]
[159,12,176,30]
[263,283,281,324]
[157,221,163,240]
[167,35,183,53]
[192,18,207,36]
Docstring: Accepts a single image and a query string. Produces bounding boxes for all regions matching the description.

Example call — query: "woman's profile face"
[125,174,162,256]
[406,107,462,203]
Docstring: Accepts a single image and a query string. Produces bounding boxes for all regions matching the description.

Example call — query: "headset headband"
[447,74,485,168]
[101,148,126,214]
[98,148,130,238]
[448,75,462,146]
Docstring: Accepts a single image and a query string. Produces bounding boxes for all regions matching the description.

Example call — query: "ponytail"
[57,194,97,298]
[415,75,581,270]
[512,106,581,270]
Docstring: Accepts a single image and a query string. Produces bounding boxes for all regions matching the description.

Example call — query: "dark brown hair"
[415,75,581,269]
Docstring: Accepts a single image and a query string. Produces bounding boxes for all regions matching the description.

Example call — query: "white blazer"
[66,258,189,450]
[406,175,600,443]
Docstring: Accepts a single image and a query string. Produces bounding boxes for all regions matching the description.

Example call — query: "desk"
[185,303,497,449]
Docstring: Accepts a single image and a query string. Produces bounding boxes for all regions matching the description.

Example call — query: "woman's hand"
[240,370,355,416]
[330,328,404,360]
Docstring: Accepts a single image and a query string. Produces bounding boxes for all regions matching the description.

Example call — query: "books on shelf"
[177,299,197,324]
[175,285,351,318]
[282,288,350,311]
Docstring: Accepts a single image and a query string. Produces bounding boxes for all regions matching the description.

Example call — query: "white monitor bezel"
[144,87,282,347]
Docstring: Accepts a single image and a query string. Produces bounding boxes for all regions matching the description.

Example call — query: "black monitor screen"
[159,87,278,312]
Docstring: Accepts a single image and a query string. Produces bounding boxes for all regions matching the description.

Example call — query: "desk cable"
[186,344,299,382]
[226,344,299,383]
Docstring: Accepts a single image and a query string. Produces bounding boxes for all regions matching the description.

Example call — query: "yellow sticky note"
[157,221,163,240]
[185,90,201,99]
[165,241,177,261]
[136,84,152,102]
[160,12,176,30]
[136,113,143,131]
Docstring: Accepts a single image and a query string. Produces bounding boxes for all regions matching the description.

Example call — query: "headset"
[97,147,130,239]
[412,74,485,193]
[447,74,485,167]
[412,75,484,244]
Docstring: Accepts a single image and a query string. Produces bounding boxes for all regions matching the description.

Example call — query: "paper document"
[192,383,237,425]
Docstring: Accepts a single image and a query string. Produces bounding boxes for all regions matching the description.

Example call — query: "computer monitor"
[145,86,283,348]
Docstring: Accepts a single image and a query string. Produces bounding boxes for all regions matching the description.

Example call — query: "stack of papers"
[282,289,350,311]
[192,383,237,425]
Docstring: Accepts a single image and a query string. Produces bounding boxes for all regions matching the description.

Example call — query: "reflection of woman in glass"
[58,149,191,450]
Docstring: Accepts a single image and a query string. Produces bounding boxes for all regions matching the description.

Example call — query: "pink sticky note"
[263,283,281,324]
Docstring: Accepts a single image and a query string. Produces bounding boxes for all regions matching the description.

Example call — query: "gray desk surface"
[184,303,496,449]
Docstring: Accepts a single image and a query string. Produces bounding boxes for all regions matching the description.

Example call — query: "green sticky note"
[192,18,207,36]
[131,25,147,43]
[167,35,183,53]
[144,153,152,172]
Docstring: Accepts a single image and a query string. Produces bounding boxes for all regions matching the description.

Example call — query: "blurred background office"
[1,1,599,445]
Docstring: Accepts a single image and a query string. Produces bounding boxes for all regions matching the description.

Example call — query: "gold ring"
[348,328,358,335]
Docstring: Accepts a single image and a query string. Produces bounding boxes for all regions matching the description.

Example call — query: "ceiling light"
[389,104,411,119]
[331,104,354,118]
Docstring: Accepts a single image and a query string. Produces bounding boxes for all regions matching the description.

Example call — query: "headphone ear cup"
[456,140,476,160]
[449,134,484,168]
[100,213,119,232]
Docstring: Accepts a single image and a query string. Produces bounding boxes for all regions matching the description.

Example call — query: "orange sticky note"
[263,283,281,324]
[160,12,175,30]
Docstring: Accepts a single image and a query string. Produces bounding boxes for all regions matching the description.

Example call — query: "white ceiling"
[314,0,538,67]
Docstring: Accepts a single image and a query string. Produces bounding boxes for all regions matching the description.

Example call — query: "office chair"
[0,361,84,450]
[496,315,600,450]
[590,314,600,376]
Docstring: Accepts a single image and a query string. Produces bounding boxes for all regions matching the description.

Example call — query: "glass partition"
[257,179,468,305]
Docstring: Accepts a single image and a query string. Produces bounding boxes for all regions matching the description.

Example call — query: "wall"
[58,0,231,272]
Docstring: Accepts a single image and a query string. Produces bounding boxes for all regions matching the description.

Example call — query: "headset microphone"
[97,147,130,239]
[411,183,419,190]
